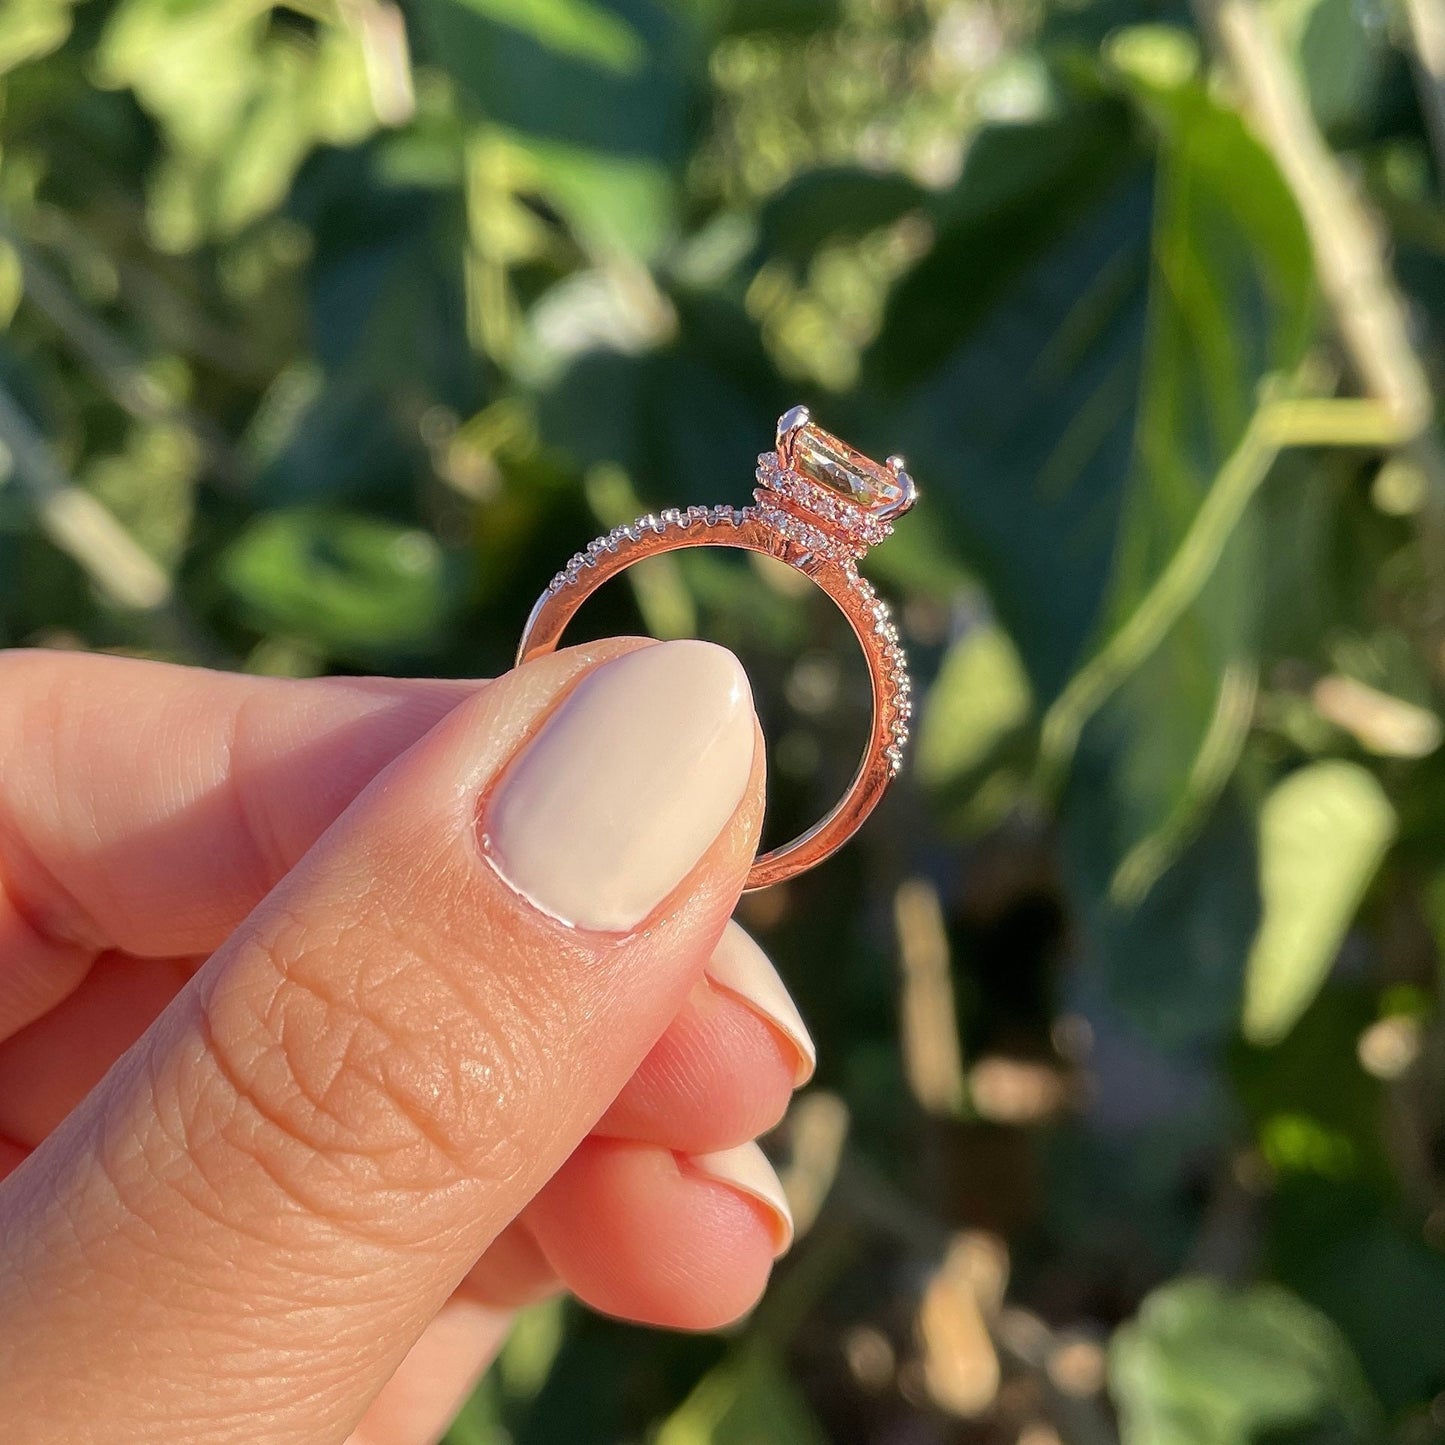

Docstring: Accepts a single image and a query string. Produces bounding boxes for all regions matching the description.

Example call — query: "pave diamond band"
[517,406,917,892]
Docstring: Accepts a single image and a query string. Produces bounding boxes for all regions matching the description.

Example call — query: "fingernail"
[483,641,755,933]
[706,924,816,1086]
[689,1142,794,1256]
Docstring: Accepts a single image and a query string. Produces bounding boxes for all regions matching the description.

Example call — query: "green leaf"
[411,0,695,161]
[443,1379,506,1445]
[868,84,1151,700]
[1234,988,1388,1187]
[497,1298,566,1400]
[438,0,646,73]
[1107,45,1314,608]
[1243,761,1396,1045]
[1268,0,1392,138]
[0,0,77,75]
[96,0,382,246]
[220,508,464,657]
[1067,790,1259,1048]
[916,620,1034,829]
[869,89,1144,401]
[1271,1179,1445,1411]
[1110,1278,1383,1444]
[1054,51,1314,890]
[717,0,837,36]
[512,132,675,257]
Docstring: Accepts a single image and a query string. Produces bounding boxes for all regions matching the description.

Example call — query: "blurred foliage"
[5,0,1445,1440]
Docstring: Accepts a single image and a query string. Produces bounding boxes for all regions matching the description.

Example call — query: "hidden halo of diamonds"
[517,406,918,890]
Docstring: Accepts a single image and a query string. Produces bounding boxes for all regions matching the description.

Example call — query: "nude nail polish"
[689,1141,794,1255]
[482,641,755,933]
[706,924,816,1085]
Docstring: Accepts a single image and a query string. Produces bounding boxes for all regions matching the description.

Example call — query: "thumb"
[0,639,762,1444]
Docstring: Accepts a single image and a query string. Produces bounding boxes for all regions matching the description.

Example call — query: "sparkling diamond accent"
[544,506,744,599]
[855,575,911,776]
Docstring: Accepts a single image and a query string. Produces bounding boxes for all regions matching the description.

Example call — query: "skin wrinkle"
[337,833,609,1172]
[0,798,105,960]
[258,906,528,1184]
[196,984,483,1243]
[188,869,540,1240]
[128,1051,431,1308]
[0,653,199,959]
[152,1037,359,1263]
[159,1028,473,1323]
[221,690,297,908]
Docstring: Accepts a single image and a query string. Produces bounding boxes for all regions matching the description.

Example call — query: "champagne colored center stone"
[779,421,912,517]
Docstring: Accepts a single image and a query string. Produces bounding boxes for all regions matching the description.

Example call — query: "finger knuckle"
[184,902,533,1238]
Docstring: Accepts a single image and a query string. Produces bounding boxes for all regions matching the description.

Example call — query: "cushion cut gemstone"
[777,412,915,519]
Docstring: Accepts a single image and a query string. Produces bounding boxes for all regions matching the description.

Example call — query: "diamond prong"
[777,405,811,445]
[883,467,918,519]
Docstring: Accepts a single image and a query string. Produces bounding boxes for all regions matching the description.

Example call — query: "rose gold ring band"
[515,408,916,891]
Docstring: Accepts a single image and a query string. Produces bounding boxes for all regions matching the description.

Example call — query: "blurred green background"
[5,0,1445,1438]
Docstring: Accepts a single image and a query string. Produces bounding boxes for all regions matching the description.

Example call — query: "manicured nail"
[483,641,755,933]
[707,924,816,1086]
[689,1142,794,1256]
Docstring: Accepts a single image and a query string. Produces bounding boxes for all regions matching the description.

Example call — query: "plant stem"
[1403,0,1445,194]
[1038,398,1282,785]
[1196,0,1445,613]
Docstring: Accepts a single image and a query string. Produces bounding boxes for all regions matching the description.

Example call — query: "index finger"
[0,651,475,1035]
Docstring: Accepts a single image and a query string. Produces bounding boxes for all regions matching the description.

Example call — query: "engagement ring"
[517,405,917,889]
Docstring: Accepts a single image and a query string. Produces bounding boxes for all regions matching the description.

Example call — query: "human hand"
[0,639,815,1444]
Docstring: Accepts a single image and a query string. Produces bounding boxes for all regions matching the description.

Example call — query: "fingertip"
[685,1141,794,1257]
[705,923,815,1087]
[596,976,800,1153]
[480,640,758,934]
[526,1137,778,1331]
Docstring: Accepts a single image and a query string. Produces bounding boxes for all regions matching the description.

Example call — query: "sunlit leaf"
[511,132,675,258]
[497,1298,566,1400]
[0,242,23,329]
[1243,761,1396,1045]
[918,622,1032,787]
[0,0,76,75]
[1110,1278,1382,1443]
[916,620,1034,831]
[97,0,381,247]
[220,508,464,656]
